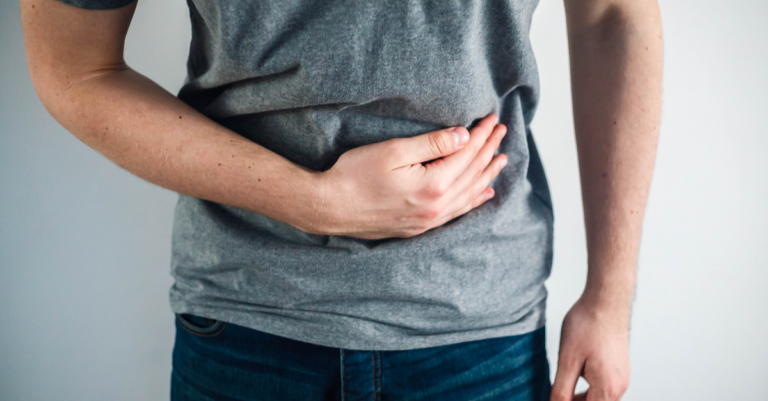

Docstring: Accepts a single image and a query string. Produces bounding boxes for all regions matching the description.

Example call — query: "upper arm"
[563,0,660,36]
[20,0,137,107]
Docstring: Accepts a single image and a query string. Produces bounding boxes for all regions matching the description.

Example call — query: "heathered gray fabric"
[63,0,554,350]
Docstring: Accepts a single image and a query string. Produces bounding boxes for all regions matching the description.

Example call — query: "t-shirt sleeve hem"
[54,0,137,10]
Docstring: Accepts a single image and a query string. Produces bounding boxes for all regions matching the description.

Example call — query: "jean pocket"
[175,313,227,338]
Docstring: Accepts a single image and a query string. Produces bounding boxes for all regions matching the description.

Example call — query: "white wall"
[531,0,768,399]
[0,0,765,400]
[0,1,188,399]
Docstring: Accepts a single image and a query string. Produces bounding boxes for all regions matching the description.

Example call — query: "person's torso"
[170,0,553,350]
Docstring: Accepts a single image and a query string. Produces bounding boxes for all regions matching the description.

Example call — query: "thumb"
[550,356,583,401]
[391,126,469,167]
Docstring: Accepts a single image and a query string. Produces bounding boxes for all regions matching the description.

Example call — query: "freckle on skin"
[613,121,617,125]
[258,178,261,182]
[602,172,608,178]
[179,116,182,119]
[218,163,221,166]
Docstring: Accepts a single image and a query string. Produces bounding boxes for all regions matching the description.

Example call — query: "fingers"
[469,154,507,197]
[447,123,507,198]
[374,113,506,237]
[584,369,629,401]
[387,125,470,168]
[429,187,495,229]
[473,187,495,208]
[420,114,500,185]
[550,356,583,401]
[553,366,629,401]
[428,141,507,228]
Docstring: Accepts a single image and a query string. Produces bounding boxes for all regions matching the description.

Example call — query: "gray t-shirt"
[60,0,553,351]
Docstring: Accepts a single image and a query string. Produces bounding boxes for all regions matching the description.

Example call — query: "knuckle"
[466,137,483,155]
[419,206,442,221]
[555,356,582,373]
[473,163,487,178]
[618,378,630,395]
[428,132,451,156]
[422,180,448,200]
[463,189,477,206]
[605,382,625,399]
[550,391,570,401]
[478,174,494,190]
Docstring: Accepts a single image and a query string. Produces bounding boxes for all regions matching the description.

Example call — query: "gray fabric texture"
[63,0,554,351]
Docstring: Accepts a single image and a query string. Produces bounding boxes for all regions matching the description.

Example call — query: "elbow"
[26,60,127,128]
[26,60,72,124]
[29,64,61,121]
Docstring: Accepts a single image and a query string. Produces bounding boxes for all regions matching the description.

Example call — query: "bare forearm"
[21,0,324,232]
[34,65,320,232]
[565,1,663,317]
[19,0,539,243]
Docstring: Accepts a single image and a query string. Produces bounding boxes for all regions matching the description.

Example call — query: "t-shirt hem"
[170,301,547,351]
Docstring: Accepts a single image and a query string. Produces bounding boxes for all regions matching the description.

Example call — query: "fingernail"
[452,127,469,146]
[500,157,508,168]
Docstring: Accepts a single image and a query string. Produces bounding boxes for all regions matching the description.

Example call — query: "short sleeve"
[55,0,137,10]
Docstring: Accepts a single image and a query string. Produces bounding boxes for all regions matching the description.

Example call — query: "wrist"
[579,288,632,313]
[583,258,636,306]
[292,168,338,236]
[580,276,634,325]
[577,287,633,331]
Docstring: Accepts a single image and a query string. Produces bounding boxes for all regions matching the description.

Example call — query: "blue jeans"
[171,313,552,401]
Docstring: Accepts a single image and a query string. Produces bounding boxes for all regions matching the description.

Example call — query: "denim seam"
[376,351,382,395]
[341,349,346,401]
[371,351,376,401]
